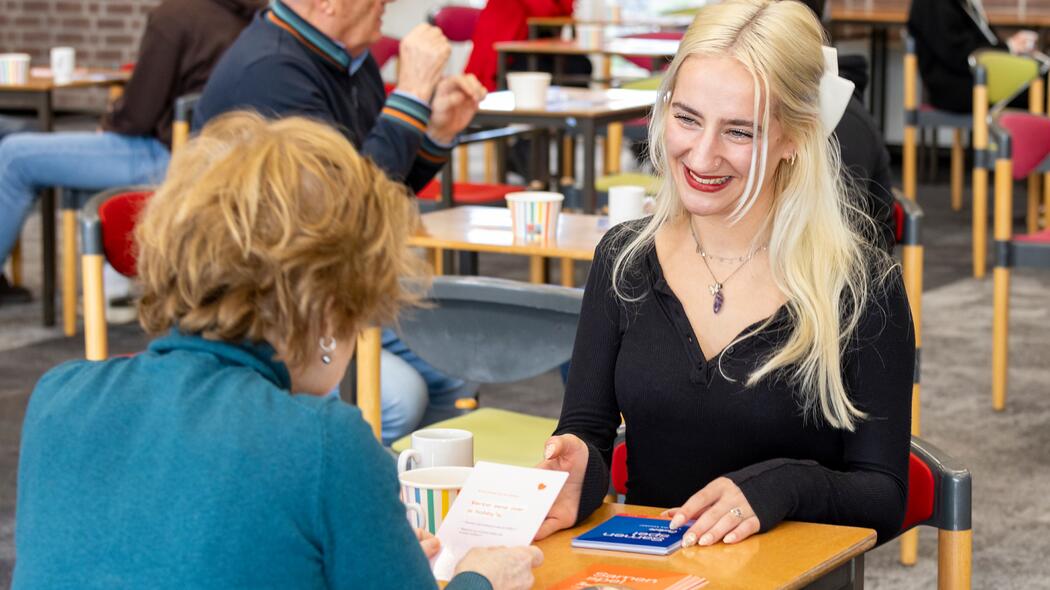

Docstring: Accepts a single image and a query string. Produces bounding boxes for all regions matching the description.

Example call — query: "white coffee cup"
[50,47,75,85]
[507,72,551,110]
[608,185,647,226]
[506,191,564,242]
[0,53,31,85]
[397,428,474,473]
[400,465,473,534]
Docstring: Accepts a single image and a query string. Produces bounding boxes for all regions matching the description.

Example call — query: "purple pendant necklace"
[687,220,767,314]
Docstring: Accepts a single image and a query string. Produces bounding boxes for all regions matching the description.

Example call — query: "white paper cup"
[506,191,564,242]
[399,466,473,534]
[0,53,31,85]
[608,185,647,226]
[397,428,474,473]
[507,72,551,110]
[576,24,602,49]
[50,47,76,85]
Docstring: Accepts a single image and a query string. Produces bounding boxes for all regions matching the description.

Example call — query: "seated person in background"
[0,0,262,304]
[537,0,914,548]
[908,0,1038,113]
[465,0,589,92]
[798,0,895,253]
[195,0,487,444]
[14,113,541,590]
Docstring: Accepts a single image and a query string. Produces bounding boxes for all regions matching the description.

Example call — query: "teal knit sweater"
[14,331,491,589]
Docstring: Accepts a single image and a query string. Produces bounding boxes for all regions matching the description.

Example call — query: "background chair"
[368,276,582,466]
[988,110,1050,411]
[610,435,971,589]
[969,50,1045,278]
[372,35,400,95]
[79,187,153,360]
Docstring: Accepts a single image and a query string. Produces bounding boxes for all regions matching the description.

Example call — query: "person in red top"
[465,0,576,91]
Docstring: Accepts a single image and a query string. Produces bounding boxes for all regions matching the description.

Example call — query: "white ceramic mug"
[608,185,647,226]
[507,72,551,110]
[50,47,75,85]
[397,428,474,473]
[400,465,473,534]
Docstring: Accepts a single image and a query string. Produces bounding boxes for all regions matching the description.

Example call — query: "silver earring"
[788,152,797,166]
[319,337,337,365]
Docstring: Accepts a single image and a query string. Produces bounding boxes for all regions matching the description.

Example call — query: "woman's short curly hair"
[135,112,427,368]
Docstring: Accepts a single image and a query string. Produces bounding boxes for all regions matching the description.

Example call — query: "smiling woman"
[537,0,916,553]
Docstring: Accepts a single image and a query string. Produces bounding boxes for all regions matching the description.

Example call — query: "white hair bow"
[819,46,855,136]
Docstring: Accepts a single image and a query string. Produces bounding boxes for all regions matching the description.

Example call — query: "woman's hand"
[533,434,589,540]
[664,477,761,547]
[414,527,441,559]
[455,546,544,590]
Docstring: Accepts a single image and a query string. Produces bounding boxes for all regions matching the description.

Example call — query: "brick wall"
[0,0,161,110]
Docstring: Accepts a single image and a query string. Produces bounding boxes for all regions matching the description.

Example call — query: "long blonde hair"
[612,0,890,430]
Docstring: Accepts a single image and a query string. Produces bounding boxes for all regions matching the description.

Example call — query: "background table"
[408,205,608,285]
[533,503,876,590]
[0,68,131,330]
[473,87,656,213]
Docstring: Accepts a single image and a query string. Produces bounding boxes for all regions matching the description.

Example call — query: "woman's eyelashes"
[673,113,754,142]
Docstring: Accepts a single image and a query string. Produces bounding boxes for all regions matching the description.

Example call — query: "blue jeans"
[379,328,476,444]
[0,131,171,263]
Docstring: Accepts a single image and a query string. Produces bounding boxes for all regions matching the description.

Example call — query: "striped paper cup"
[399,465,473,534]
[0,54,30,85]
[506,191,564,243]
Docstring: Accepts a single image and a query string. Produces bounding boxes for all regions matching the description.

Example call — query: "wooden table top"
[409,206,608,260]
[478,87,657,118]
[496,37,680,58]
[532,503,877,590]
[0,68,130,92]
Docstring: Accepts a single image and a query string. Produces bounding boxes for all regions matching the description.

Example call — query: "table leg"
[10,239,23,286]
[41,189,56,327]
[457,251,478,275]
[529,256,545,284]
[355,327,383,441]
[441,161,454,209]
[498,52,508,90]
[582,119,597,213]
[62,204,77,336]
[560,258,574,287]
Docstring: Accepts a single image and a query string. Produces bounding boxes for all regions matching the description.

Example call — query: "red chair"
[619,31,682,72]
[80,187,153,360]
[372,35,400,95]
[428,5,481,42]
[610,435,972,589]
[988,110,1050,411]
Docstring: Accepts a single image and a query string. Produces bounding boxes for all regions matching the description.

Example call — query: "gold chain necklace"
[687,221,766,314]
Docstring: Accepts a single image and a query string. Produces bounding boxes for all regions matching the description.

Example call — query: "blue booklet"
[571,514,695,555]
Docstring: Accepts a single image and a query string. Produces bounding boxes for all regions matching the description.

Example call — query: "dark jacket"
[193,6,448,192]
[100,0,262,147]
[907,0,1001,113]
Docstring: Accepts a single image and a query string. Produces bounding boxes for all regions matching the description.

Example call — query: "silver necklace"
[687,221,766,314]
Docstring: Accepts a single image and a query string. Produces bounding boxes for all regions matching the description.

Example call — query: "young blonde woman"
[538,0,914,548]
[15,114,541,589]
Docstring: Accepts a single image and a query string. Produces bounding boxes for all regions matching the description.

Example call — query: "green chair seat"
[973,50,1042,105]
[596,172,661,194]
[621,75,663,91]
[392,408,558,467]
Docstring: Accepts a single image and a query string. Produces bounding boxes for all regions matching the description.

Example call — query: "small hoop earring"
[319,337,337,365]
[788,152,797,166]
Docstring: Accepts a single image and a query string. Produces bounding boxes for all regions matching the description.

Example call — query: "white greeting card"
[432,461,568,581]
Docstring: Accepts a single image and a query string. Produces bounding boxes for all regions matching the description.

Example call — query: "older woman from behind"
[14,113,541,589]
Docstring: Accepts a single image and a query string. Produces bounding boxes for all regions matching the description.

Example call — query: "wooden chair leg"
[62,209,77,336]
[560,257,574,287]
[605,123,623,176]
[972,167,988,278]
[562,135,575,187]
[457,145,470,182]
[484,142,496,184]
[1027,175,1041,234]
[938,529,972,590]
[82,253,107,361]
[10,238,23,286]
[529,256,545,284]
[951,130,964,211]
[430,247,445,276]
[356,327,383,441]
[900,528,919,566]
[992,156,1013,410]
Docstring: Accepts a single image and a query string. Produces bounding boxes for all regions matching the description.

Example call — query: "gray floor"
[2,177,1050,588]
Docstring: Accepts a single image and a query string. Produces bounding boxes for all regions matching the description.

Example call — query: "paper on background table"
[432,461,568,581]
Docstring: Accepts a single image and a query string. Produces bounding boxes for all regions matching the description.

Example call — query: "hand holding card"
[432,461,568,581]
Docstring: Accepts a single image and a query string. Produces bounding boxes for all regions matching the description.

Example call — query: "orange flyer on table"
[548,564,708,590]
